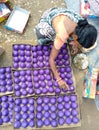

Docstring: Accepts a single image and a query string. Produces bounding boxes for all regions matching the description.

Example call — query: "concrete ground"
[0,0,99,130]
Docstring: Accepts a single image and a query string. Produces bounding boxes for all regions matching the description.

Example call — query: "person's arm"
[49,34,69,89]
[49,45,60,80]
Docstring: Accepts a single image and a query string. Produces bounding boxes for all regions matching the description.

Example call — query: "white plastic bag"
[89,0,99,16]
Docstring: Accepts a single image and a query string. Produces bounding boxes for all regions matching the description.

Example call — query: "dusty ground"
[0,0,99,130]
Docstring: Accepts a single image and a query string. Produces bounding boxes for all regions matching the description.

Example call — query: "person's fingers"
[60,83,66,89]
[58,80,69,90]
[62,85,66,89]
[71,49,75,55]
[61,83,69,90]
[64,82,69,90]
[66,85,69,90]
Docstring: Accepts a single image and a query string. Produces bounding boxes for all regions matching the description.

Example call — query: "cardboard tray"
[35,94,81,129]
[52,66,76,95]
[12,44,33,71]
[5,6,30,33]
[0,95,14,126]
[33,68,55,96]
[12,69,35,98]
[57,93,81,128]
[13,96,36,129]
[0,66,14,96]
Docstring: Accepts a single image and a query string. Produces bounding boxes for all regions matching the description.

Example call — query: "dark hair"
[75,19,97,48]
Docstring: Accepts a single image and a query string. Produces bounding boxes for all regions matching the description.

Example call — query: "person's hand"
[57,78,69,90]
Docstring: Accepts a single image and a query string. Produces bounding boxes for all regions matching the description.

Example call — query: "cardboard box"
[80,0,98,18]
[83,67,99,99]
[5,6,30,33]
[0,2,10,22]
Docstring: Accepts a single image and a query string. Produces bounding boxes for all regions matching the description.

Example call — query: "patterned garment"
[34,7,83,45]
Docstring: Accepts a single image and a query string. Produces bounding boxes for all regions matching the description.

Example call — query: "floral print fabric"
[35,7,83,45]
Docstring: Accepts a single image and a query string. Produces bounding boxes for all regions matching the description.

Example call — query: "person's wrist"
[55,70,60,79]
[56,78,62,82]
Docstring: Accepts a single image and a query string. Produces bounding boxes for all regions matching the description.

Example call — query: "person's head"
[75,19,97,48]
[69,19,97,54]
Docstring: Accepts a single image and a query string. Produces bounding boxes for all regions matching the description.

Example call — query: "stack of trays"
[0,42,81,129]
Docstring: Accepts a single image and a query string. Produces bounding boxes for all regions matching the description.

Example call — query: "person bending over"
[34,7,97,89]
